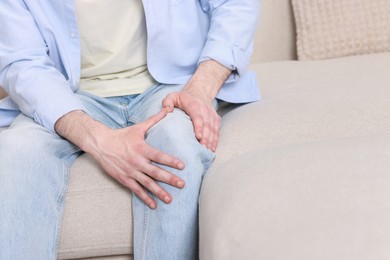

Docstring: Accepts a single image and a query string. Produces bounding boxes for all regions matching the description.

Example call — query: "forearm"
[185,59,232,100]
[54,110,106,153]
[199,1,259,78]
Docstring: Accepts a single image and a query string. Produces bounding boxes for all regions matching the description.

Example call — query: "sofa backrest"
[252,0,297,63]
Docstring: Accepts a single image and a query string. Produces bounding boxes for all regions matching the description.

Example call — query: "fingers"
[131,145,185,206]
[145,145,185,170]
[192,106,220,152]
[162,93,177,113]
[191,111,204,141]
[140,109,167,132]
[134,171,173,205]
[92,115,188,210]
[118,161,185,209]
[161,90,220,151]
[118,176,157,209]
[213,114,221,150]
[207,109,221,151]
[132,112,187,207]
[143,162,185,189]
[130,144,186,206]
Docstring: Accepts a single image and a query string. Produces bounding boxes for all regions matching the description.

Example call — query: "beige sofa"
[2,0,390,259]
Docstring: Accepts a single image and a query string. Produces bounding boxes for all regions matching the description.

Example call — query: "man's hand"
[162,89,220,152]
[162,60,232,152]
[55,109,185,209]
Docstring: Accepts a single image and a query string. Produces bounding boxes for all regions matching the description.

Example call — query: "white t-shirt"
[76,0,156,97]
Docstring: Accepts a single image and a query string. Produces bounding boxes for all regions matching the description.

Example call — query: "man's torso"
[76,0,156,97]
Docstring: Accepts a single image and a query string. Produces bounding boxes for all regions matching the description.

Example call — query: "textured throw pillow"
[291,0,390,60]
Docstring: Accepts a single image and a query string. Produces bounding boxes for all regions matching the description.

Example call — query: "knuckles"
[142,178,154,189]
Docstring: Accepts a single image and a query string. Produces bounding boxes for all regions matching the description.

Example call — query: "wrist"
[54,110,107,153]
[185,59,231,100]
[199,59,232,85]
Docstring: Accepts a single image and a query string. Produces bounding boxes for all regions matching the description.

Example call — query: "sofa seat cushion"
[58,154,133,259]
[216,52,390,165]
[200,52,390,259]
[200,134,390,260]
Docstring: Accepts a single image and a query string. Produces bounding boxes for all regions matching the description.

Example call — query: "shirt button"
[70,32,76,38]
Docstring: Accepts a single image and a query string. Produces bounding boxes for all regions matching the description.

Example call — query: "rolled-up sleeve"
[198,0,260,81]
[0,1,85,132]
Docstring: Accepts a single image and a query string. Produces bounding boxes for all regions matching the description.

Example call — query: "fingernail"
[150,203,156,209]
[164,196,170,203]
[178,162,185,169]
[177,181,184,188]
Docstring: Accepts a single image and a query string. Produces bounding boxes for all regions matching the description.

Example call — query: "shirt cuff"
[198,40,250,82]
[34,95,86,133]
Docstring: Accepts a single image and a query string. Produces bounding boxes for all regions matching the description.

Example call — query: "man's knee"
[145,109,215,180]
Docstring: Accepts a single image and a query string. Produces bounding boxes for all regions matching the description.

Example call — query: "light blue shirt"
[0,0,260,131]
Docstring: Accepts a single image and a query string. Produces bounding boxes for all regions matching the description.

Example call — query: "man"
[0,0,260,259]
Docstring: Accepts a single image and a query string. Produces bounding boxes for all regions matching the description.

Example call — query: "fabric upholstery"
[200,134,390,260]
[215,53,390,163]
[292,0,390,60]
[57,154,133,259]
[200,52,390,259]
[49,52,390,259]
[252,0,297,62]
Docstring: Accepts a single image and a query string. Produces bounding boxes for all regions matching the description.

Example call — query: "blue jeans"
[0,84,216,260]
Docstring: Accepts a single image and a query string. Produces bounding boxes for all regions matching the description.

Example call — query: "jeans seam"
[53,162,71,260]
[141,203,150,260]
[56,162,71,204]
